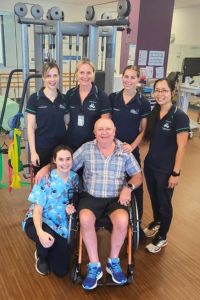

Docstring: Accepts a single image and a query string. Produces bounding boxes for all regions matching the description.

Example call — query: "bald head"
[94,118,115,131]
[94,118,116,146]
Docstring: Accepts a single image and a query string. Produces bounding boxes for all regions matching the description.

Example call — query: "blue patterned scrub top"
[22,169,79,238]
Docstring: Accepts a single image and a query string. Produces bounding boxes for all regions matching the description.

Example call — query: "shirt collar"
[38,87,62,100]
[76,82,97,98]
[93,138,123,154]
[161,104,177,121]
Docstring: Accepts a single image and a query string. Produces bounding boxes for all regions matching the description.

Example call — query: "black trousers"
[25,219,70,277]
[33,148,54,175]
[144,164,174,239]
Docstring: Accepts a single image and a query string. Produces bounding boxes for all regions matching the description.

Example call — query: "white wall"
[167,6,200,73]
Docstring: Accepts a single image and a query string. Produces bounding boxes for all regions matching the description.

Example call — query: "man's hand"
[34,165,50,184]
[118,186,132,206]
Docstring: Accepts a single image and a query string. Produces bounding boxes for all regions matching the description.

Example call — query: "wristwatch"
[171,171,180,177]
[126,183,136,191]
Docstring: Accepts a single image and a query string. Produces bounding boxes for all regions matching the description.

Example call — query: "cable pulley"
[85,6,95,21]
[14,2,28,17]
[117,0,131,17]
[47,7,62,20]
[31,5,44,19]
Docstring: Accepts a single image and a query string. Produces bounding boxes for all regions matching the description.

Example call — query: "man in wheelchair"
[72,118,142,290]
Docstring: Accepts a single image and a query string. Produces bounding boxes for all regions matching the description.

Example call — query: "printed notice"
[145,66,154,79]
[128,44,136,62]
[156,67,164,78]
[138,50,148,66]
[148,51,165,66]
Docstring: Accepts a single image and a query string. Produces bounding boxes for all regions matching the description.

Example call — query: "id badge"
[78,114,84,126]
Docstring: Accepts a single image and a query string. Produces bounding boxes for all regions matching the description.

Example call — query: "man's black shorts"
[78,191,128,220]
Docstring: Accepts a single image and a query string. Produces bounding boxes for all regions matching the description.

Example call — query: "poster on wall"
[148,51,165,66]
[140,66,154,79]
[145,66,154,78]
[128,44,136,64]
[138,50,148,66]
[156,67,164,78]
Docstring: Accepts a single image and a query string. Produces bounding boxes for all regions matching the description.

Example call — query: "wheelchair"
[67,190,140,286]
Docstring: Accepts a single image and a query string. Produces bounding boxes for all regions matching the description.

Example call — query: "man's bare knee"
[110,210,129,230]
[79,209,96,228]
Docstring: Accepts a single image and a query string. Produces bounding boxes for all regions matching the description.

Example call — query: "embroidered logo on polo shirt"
[162,121,172,131]
[88,102,97,111]
[59,104,66,109]
[130,109,139,114]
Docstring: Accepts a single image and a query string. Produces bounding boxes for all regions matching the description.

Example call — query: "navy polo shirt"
[144,105,190,173]
[26,88,68,150]
[65,83,111,151]
[110,90,151,144]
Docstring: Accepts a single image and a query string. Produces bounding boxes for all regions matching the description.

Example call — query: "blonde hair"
[75,59,96,75]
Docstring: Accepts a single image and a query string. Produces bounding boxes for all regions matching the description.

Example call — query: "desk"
[179,84,200,112]
[179,84,200,130]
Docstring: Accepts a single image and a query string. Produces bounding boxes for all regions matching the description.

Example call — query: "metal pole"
[75,34,80,65]
[55,20,63,91]
[34,26,43,90]
[21,23,30,107]
[104,27,117,94]
[68,35,72,89]
[82,36,88,59]
[88,25,99,68]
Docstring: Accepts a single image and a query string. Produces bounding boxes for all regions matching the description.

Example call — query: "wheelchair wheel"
[70,263,82,283]
[126,263,134,284]
[130,195,140,252]
[67,215,78,247]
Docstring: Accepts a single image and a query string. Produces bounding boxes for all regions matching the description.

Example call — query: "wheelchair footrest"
[97,277,104,286]
[104,273,126,286]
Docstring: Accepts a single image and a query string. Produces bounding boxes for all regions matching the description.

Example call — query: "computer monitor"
[182,57,200,82]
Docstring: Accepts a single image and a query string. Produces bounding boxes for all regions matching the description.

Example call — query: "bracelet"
[171,170,180,177]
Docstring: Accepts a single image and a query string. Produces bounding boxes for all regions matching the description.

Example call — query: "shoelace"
[110,262,122,273]
[87,266,99,278]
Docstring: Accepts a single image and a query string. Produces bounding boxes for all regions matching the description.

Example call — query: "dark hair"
[144,78,176,141]
[41,62,60,78]
[122,65,140,77]
[50,144,73,170]
[153,77,176,93]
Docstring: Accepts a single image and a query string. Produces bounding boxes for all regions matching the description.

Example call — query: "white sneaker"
[143,221,160,238]
[146,236,168,253]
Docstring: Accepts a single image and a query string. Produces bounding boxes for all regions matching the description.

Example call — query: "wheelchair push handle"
[66,187,79,216]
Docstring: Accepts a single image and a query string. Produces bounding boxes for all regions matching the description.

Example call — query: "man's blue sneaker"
[82,262,103,290]
[106,258,127,285]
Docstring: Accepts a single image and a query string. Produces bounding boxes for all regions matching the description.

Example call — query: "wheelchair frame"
[67,192,140,285]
